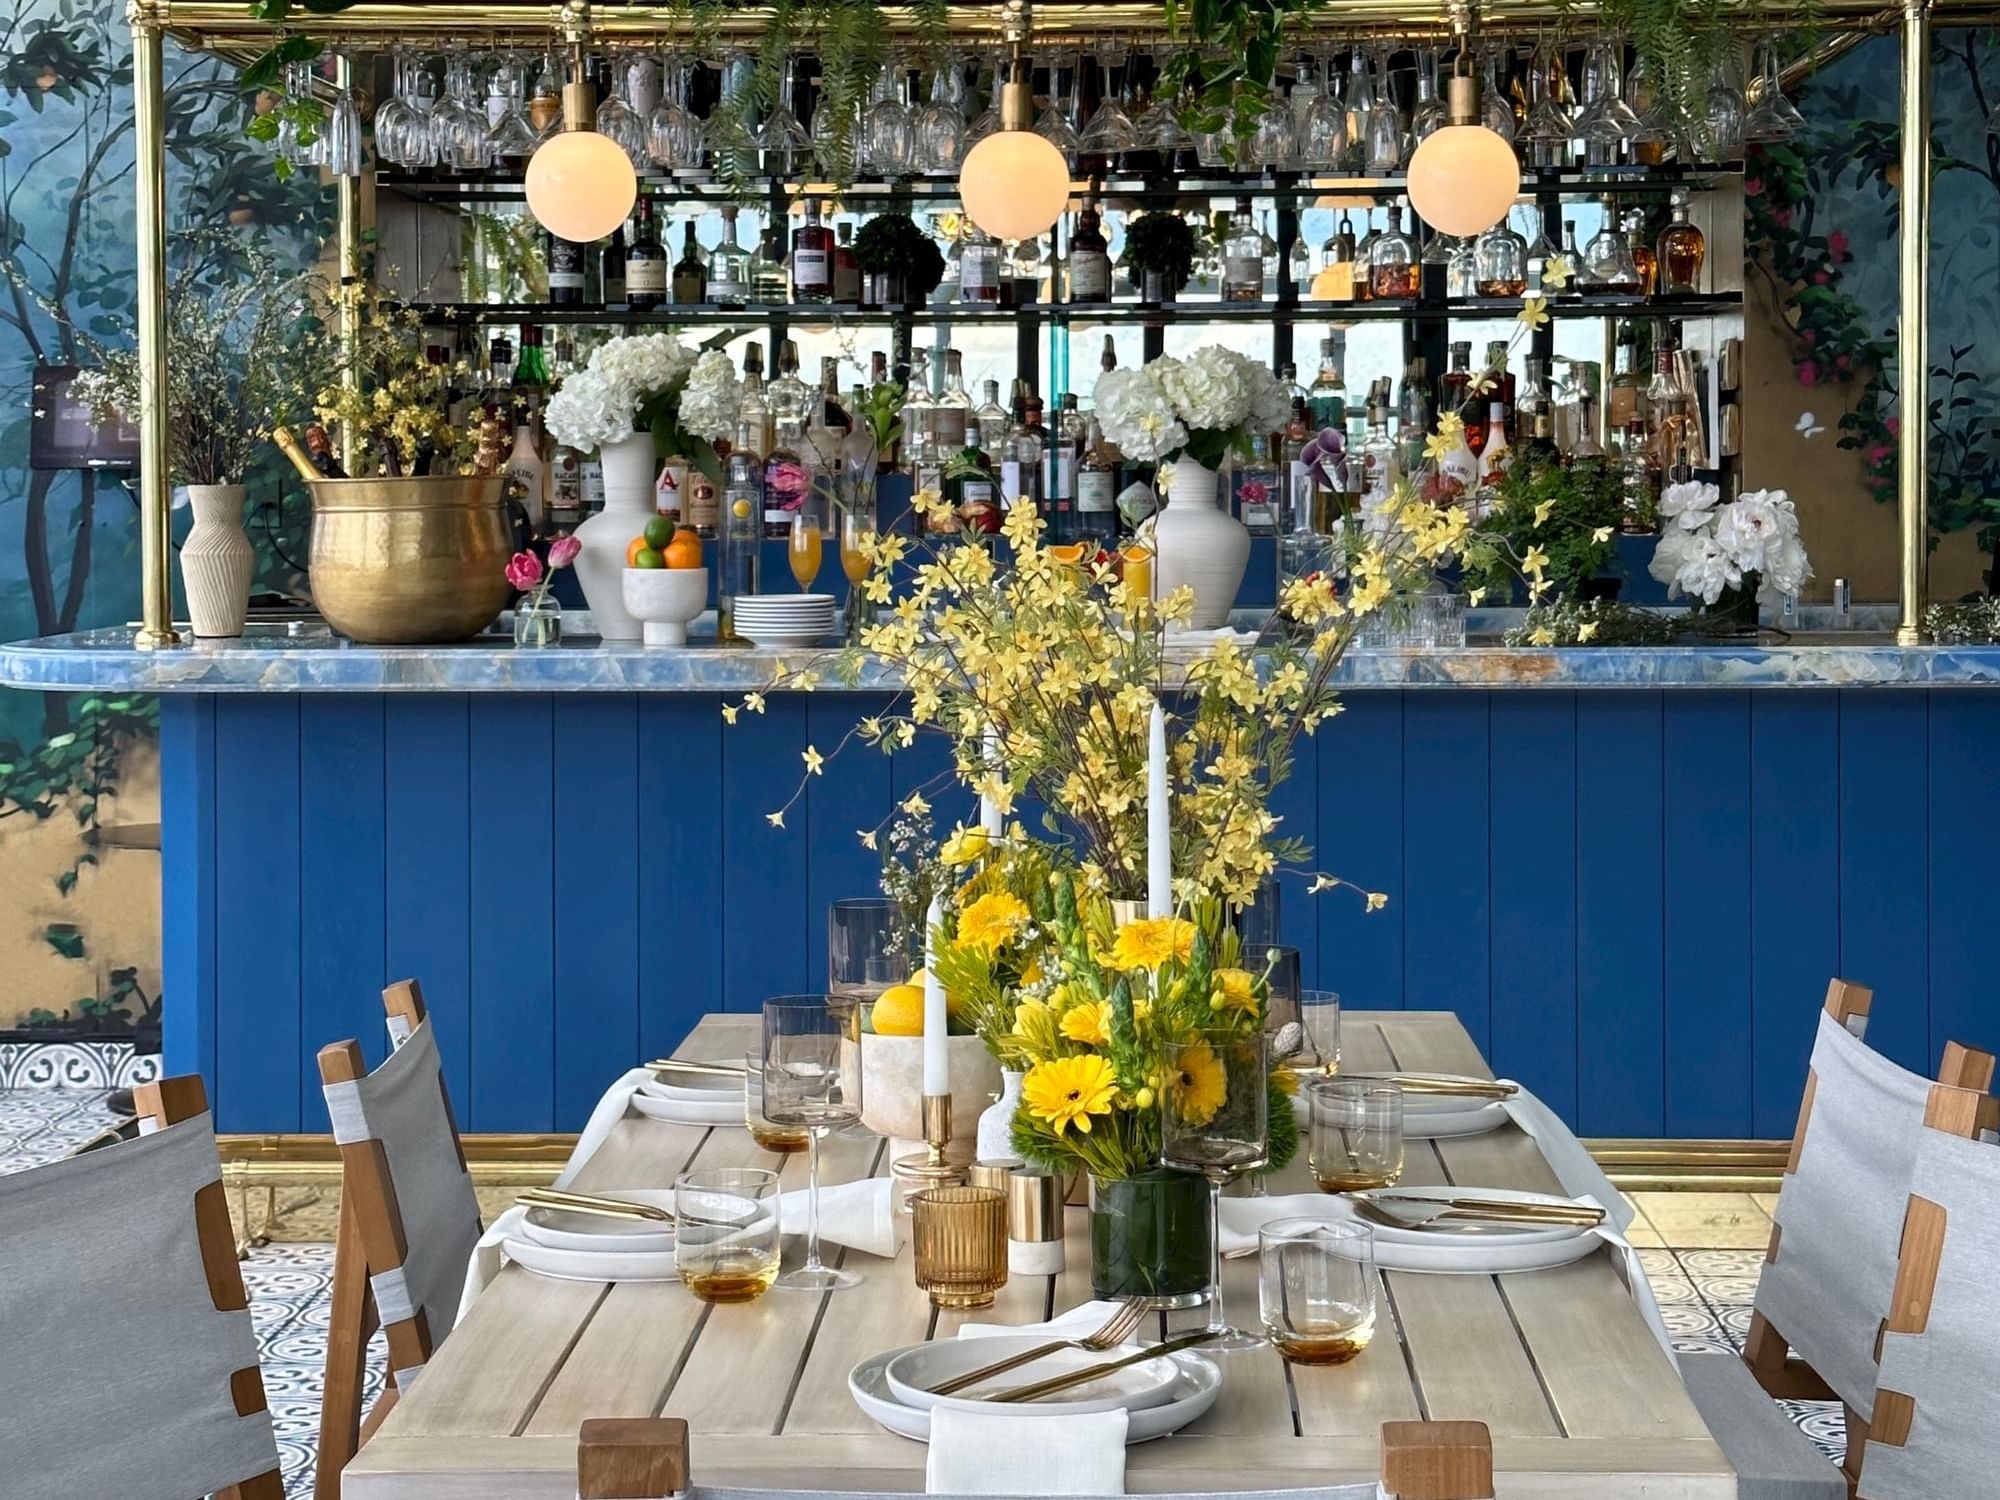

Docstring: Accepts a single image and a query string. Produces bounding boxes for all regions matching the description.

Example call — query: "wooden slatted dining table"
[345,1011,1734,1498]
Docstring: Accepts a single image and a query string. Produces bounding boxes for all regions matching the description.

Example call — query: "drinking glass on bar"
[1299,990,1342,1074]
[1258,1217,1376,1365]
[1162,1031,1270,1352]
[744,1050,808,1152]
[1308,1078,1404,1192]
[675,1166,781,1303]
[829,896,903,1002]
[761,995,865,1291]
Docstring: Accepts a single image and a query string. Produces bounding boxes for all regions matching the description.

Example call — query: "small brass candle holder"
[893,1093,967,1205]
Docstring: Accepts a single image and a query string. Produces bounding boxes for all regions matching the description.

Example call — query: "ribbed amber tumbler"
[912,1185,1008,1309]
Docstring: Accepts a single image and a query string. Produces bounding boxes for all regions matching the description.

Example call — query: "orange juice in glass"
[788,512,823,591]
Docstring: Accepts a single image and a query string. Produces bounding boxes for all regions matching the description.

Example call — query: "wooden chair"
[1854,1085,2000,1500]
[315,979,482,1500]
[575,1418,1497,1499]
[0,1073,285,1500]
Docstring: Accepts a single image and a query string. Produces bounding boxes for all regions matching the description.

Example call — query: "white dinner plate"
[737,631,830,649]
[849,1348,1222,1444]
[628,1090,746,1127]
[501,1234,681,1283]
[1337,1188,1604,1274]
[1290,1092,1506,1139]
[737,593,836,609]
[638,1073,743,1105]
[1360,1187,1596,1246]
[883,1337,1182,1415]
[519,1189,677,1254]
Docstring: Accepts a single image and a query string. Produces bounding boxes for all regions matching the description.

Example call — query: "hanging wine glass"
[1250,87,1297,169]
[1622,53,1671,164]
[648,58,703,173]
[1479,46,1517,143]
[1343,46,1371,171]
[374,51,435,168]
[274,58,326,170]
[1522,37,1574,169]
[593,54,649,169]
[1743,39,1805,143]
[1078,45,1139,167]
[1296,50,1345,169]
[325,52,365,178]
[428,52,489,170]
[758,54,813,175]
[863,54,917,175]
[810,72,860,180]
[483,54,539,171]
[1364,48,1404,173]
[914,57,969,173]
[1409,48,1448,145]
[621,52,662,120]
[1034,50,1081,166]
[1523,201,1558,262]
[1702,49,1747,160]
[1578,38,1641,164]
[707,50,760,180]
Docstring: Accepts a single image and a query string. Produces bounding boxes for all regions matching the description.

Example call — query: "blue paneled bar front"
[11,630,2000,1141]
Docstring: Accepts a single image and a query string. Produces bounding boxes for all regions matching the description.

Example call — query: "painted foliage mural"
[0,0,320,1035]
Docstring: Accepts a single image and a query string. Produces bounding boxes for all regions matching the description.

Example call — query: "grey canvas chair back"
[574,1418,1496,1500]
[1857,1086,2000,1500]
[0,1075,283,1500]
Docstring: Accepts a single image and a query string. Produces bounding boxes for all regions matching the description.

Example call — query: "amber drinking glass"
[675,1166,781,1303]
[911,1185,1008,1308]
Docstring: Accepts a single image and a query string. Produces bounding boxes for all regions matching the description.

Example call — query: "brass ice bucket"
[307,475,513,644]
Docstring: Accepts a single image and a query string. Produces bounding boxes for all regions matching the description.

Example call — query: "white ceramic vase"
[181,484,254,638]
[976,1068,1025,1162]
[571,432,657,642]
[1148,456,1249,631]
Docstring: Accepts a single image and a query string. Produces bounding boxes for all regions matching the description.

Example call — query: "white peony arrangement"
[1650,481,1813,606]
[1091,345,1292,470]
[544,334,741,481]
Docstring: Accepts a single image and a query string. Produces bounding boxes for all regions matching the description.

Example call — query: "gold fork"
[923,1298,1149,1396]
[646,1057,746,1079]
[518,1187,674,1224]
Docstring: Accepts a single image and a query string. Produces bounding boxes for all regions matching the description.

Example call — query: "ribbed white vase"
[976,1068,1025,1162]
[1149,456,1249,631]
[571,432,656,642]
[181,484,254,638]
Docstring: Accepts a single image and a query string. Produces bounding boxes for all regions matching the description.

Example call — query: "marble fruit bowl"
[622,567,708,647]
[859,1030,1000,1166]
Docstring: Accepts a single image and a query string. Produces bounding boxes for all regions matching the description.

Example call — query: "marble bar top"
[6,621,2000,692]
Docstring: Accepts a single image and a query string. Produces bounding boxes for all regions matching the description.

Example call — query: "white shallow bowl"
[1291,1091,1506,1140]
[850,1348,1222,1445]
[737,592,836,608]
[502,1234,680,1283]
[883,1336,1182,1415]
[519,1188,677,1254]
[638,1072,743,1105]
[1338,1188,1603,1275]
[629,1090,746,1127]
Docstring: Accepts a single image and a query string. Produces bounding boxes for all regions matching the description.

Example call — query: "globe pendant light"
[1407,72,1520,238]
[957,0,1070,242]
[526,35,638,245]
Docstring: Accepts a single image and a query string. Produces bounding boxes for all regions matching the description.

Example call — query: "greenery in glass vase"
[1459,451,1630,604]
[68,230,338,488]
[1121,212,1198,289]
[850,212,946,296]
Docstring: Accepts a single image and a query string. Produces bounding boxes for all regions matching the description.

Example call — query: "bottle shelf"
[376,162,1743,208]
[399,292,1742,328]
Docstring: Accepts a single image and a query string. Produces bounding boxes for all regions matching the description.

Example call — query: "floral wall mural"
[0,0,322,1037]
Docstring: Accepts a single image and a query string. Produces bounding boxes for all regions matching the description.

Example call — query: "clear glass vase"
[513,595,562,647]
[1088,1167,1212,1309]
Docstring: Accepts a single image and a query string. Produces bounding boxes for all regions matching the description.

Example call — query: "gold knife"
[1334,1072,1516,1098]
[991,1329,1221,1404]
[646,1057,747,1078]
[519,1188,674,1223]
[1370,1192,1602,1221]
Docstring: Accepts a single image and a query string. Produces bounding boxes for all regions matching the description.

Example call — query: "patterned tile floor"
[4,1089,1842,1497]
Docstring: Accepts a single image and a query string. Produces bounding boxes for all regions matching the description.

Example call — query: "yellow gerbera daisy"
[1059,999,1114,1047]
[1104,916,1197,971]
[957,890,1029,953]
[1209,967,1257,1015]
[1169,1037,1229,1126]
[1022,1054,1120,1134]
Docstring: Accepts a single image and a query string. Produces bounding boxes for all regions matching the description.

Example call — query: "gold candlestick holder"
[893,1094,967,1200]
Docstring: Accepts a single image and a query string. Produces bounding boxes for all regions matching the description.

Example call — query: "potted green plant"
[852,214,946,311]
[1123,212,1199,306]
[1461,450,1632,604]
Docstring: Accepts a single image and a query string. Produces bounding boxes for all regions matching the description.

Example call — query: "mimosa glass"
[789,511,824,591]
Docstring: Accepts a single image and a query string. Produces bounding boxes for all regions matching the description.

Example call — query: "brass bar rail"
[1896,0,1933,643]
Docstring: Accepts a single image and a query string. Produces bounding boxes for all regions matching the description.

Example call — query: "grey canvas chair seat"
[0,1078,283,1500]
[1857,1090,2000,1500]
[1679,1353,1845,1500]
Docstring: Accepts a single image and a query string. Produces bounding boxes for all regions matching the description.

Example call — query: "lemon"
[871,983,926,1036]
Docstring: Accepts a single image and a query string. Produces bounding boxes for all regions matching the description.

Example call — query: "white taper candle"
[980,725,1004,837]
[922,893,947,1095]
[1147,698,1171,918]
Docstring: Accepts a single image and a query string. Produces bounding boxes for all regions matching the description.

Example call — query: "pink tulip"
[547,534,582,569]
[505,551,543,590]
[1797,362,1819,387]
[1744,177,1763,197]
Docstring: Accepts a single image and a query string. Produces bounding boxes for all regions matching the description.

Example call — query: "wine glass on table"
[1162,1030,1270,1351]
[762,995,865,1291]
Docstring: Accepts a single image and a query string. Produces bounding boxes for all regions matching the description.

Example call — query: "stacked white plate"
[850,1335,1222,1444]
[1292,1073,1510,1140]
[733,593,836,647]
[502,1188,680,1283]
[630,1068,746,1127]
[1339,1187,1606,1274]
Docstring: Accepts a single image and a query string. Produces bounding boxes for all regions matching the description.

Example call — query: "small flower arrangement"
[1649,481,1813,606]
[545,334,740,484]
[1092,344,1291,469]
[850,213,947,300]
[505,534,580,646]
[1120,212,1199,297]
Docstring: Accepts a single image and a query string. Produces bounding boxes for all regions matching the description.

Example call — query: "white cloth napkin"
[556,1067,740,1188]
[457,1178,903,1321]
[926,1405,1129,1496]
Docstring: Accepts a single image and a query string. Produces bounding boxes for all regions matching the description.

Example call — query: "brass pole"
[1896,0,1931,645]
[334,51,364,476]
[130,1,180,649]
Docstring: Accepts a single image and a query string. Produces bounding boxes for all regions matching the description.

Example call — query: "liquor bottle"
[1482,339,1517,442]
[1558,219,1584,298]
[1625,210,1658,297]
[1002,385,1045,527]
[549,444,585,529]
[1076,415,1119,541]
[1370,205,1420,299]
[546,231,588,307]
[816,357,851,435]
[768,339,812,434]
[1395,357,1431,479]
[1521,390,1559,459]
[752,226,790,304]
[764,415,810,538]
[504,414,550,531]
[1222,196,1264,303]
[709,206,752,309]
[1358,390,1396,521]
[1607,321,1649,432]
[1657,191,1707,294]
[1047,392,1084,534]
[302,422,347,478]
[600,223,628,310]
[1618,419,1657,532]
[671,222,707,304]
[1309,332,1348,430]
[1646,349,1701,475]
[1435,342,1480,492]
[935,349,972,453]
[685,458,719,539]
[792,197,834,302]
[1476,405,1510,486]
[625,196,667,311]
[900,348,935,468]
[1438,340,1473,425]
[513,323,550,402]
[960,223,1002,304]
[1070,199,1113,305]
[1234,432,1282,536]
[1100,334,1118,376]
[1008,235,1044,308]
[738,346,773,456]
[1352,211,1379,302]
[1583,202,1643,294]
[1259,209,1281,288]
[832,221,862,307]
[1473,217,1527,297]
[1320,214,1358,302]
[974,379,1009,455]
[718,424,763,643]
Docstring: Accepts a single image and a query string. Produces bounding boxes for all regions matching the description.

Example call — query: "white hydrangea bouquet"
[1650,481,1813,607]
[544,332,741,483]
[1092,345,1292,469]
